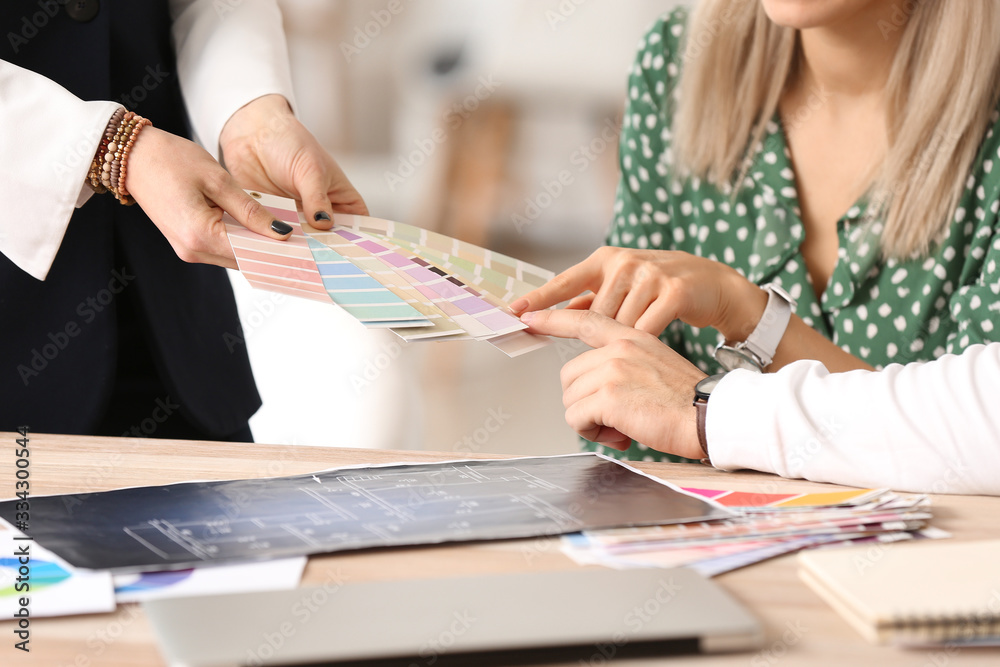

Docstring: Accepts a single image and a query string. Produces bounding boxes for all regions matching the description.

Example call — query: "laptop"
[145,567,763,666]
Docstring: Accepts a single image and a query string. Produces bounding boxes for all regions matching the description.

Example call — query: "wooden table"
[2,432,998,666]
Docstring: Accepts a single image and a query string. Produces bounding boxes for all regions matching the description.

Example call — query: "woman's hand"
[125,126,293,269]
[219,94,368,226]
[520,308,707,459]
[511,246,767,341]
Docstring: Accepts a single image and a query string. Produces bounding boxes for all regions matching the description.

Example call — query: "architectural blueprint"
[0,454,730,572]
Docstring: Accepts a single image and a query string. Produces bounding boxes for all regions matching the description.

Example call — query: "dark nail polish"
[271,220,293,235]
[314,211,331,222]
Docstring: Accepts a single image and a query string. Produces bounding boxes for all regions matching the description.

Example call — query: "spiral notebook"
[799,539,1000,645]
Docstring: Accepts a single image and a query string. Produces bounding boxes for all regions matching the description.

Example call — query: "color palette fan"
[561,487,945,577]
[225,192,553,357]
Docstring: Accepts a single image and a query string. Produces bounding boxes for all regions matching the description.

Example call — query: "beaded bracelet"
[88,107,125,193]
[116,116,152,205]
[108,113,137,196]
[87,108,153,206]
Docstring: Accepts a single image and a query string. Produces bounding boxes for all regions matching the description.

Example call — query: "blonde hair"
[673,0,1000,259]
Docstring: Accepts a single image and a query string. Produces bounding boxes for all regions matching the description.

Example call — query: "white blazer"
[0,0,296,281]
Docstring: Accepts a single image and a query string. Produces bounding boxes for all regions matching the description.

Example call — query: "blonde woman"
[513,0,1000,462]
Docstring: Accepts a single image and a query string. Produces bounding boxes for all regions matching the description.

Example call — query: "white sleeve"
[170,0,297,160]
[0,60,120,281]
[706,344,1000,495]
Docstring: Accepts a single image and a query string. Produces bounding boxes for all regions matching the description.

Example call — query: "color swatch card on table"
[224,192,553,357]
[0,521,115,618]
[562,487,946,577]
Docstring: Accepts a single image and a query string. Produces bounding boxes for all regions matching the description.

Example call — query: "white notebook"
[799,539,1000,645]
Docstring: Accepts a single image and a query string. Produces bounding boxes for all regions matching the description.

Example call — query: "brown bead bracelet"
[87,108,153,205]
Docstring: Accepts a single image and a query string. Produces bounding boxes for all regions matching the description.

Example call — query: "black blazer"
[0,0,262,435]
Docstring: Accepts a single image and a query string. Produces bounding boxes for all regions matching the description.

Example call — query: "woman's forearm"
[770,315,874,372]
[717,278,873,374]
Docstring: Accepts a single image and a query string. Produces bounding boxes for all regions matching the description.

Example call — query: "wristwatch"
[693,373,726,464]
[714,283,796,372]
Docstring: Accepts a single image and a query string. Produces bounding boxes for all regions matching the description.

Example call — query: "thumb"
[214,182,293,239]
[296,165,334,230]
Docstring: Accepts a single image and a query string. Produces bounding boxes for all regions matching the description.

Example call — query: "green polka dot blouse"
[585,7,1000,464]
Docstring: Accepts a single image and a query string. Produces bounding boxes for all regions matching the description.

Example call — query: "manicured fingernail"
[510,298,528,313]
[271,220,293,235]
[519,311,535,324]
[314,211,331,222]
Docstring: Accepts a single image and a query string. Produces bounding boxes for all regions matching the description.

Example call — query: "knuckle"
[610,338,638,354]
[239,198,265,227]
[592,246,614,260]
[605,356,631,376]
[172,242,199,264]
[564,410,581,432]
[550,272,572,292]
[599,381,624,404]
[578,309,602,335]
[202,168,233,197]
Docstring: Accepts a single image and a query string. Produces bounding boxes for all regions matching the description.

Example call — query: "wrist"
[87,108,152,206]
[220,94,294,153]
[692,372,725,464]
[717,276,768,343]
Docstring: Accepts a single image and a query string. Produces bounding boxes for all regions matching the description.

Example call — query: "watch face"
[695,373,728,400]
[714,346,764,373]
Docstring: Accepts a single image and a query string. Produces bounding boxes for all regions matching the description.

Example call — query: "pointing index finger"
[519,309,642,348]
[510,259,599,314]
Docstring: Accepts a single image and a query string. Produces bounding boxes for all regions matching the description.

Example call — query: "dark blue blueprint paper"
[0,454,730,572]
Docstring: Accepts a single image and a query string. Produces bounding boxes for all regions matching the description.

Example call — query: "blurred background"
[229,0,684,455]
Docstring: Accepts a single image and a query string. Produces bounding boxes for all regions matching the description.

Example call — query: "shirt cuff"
[704,368,789,474]
[0,61,120,280]
[172,0,297,160]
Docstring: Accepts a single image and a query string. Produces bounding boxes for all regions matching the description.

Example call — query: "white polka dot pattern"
[584,8,1000,464]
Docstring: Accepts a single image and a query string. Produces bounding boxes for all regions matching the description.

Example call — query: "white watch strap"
[741,283,795,368]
